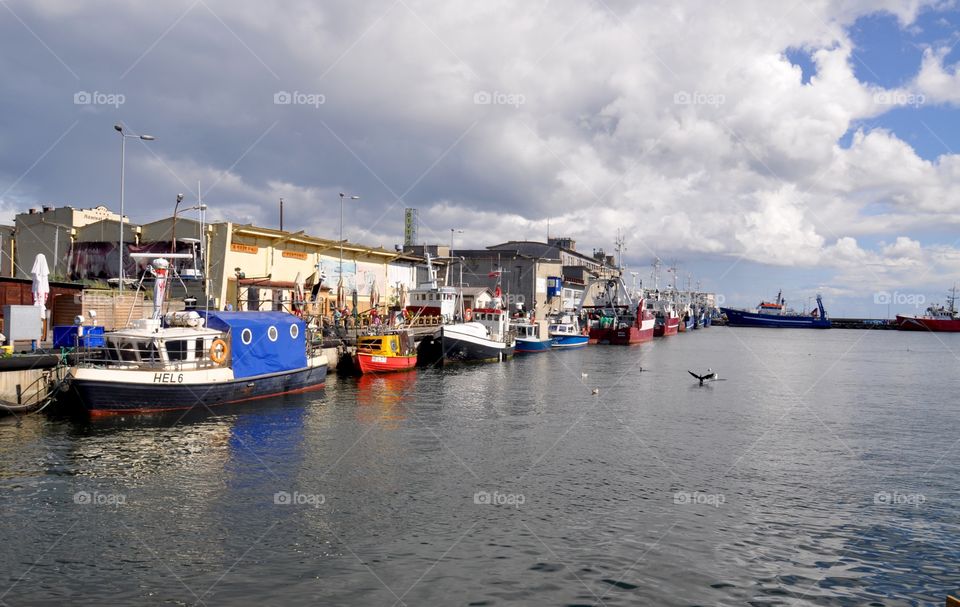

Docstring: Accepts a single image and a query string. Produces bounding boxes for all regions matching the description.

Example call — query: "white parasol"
[292,271,304,315]
[31,253,50,314]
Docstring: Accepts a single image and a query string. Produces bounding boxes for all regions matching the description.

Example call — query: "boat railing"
[70,343,227,371]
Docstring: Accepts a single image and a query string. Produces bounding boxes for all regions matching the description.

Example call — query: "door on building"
[247,286,260,311]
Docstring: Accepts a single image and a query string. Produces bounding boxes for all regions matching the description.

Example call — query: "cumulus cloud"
[0,0,959,304]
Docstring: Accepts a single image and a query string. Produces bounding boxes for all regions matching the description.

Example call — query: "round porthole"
[267,326,278,342]
[240,328,253,345]
[289,323,299,339]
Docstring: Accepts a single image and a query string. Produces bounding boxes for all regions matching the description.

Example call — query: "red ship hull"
[654,318,680,337]
[589,325,655,344]
[355,353,418,374]
[895,315,960,332]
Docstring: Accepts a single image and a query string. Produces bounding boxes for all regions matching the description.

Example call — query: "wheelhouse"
[100,327,224,369]
[513,323,541,339]
[356,332,414,357]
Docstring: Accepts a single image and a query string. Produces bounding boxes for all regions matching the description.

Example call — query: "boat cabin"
[101,326,224,370]
[472,308,510,338]
[513,322,541,339]
[356,332,415,357]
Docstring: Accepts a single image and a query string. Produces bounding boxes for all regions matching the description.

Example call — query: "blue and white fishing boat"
[720,291,831,329]
[67,257,328,415]
[513,320,552,354]
[547,312,589,349]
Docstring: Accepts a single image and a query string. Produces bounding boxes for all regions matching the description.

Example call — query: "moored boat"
[895,286,960,332]
[404,253,458,323]
[440,307,515,363]
[548,312,589,349]
[720,291,831,329]
[66,257,328,415]
[354,331,417,373]
[648,295,680,337]
[580,276,655,345]
[513,320,552,353]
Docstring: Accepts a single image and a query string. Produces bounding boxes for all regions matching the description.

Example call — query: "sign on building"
[404,208,418,246]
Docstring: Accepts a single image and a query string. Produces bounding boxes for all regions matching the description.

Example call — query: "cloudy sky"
[1,0,960,315]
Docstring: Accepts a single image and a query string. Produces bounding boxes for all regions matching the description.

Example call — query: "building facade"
[204,223,432,317]
[15,205,127,280]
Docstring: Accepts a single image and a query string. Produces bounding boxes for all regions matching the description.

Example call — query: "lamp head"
[176,193,184,203]
[114,124,123,133]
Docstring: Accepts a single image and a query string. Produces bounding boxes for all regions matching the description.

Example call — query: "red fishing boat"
[895,287,960,332]
[648,295,680,337]
[354,331,417,373]
[579,276,655,344]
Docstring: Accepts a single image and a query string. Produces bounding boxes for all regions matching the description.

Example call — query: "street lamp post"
[114,124,154,293]
[170,199,207,253]
[449,228,463,256]
[447,228,463,287]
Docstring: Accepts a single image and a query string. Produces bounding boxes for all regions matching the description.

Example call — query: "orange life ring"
[464,308,473,321]
[210,338,229,365]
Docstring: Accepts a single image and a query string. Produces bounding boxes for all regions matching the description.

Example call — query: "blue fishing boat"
[547,312,589,349]
[513,321,552,353]
[67,257,328,415]
[720,291,831,329]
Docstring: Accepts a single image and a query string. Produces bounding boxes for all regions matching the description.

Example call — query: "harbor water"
[2,328,959,605]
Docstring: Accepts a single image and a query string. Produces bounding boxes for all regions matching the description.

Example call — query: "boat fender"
[464,308,473,321]
[210,338,229,365]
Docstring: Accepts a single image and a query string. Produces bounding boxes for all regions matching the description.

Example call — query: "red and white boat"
[896,287,960,332]
[579,276,655,345]
[647,294,680,337]
[404,253,458,323]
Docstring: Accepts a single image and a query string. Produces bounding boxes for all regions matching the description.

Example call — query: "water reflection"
[353,371,417,427]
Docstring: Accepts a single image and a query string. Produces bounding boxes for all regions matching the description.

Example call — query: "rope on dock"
[0,351,72,416]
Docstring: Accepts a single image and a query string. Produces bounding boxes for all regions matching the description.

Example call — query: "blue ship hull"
[720,308,831,329]
[515,338,553,353]
[550,335,589,349]
[71,364,328,415]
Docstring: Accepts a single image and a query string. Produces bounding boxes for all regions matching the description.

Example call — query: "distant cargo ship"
[896,287,960,332]
[720,291,830,329]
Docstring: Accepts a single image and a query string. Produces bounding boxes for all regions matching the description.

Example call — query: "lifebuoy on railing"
[210,338,229,365]
[464,308,473,321]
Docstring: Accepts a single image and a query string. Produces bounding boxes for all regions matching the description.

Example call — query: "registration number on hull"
[371,356,387,363]
[153,372,185,383]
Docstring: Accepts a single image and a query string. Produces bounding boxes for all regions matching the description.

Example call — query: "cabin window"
[390,340,398,352]
[167,339,188,362]
[267,326,278,342]
[118,341,139,362]
[241,328,253,345]
[143,341,162,364]
[290,323,299,339]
